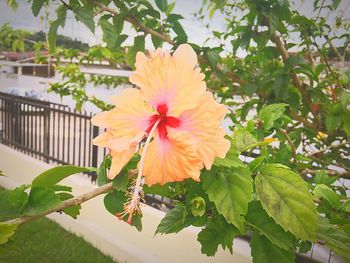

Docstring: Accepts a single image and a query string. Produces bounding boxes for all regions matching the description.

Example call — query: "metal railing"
[0,92,173,211]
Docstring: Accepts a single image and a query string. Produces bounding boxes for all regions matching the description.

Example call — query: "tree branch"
[8,182,114,225]
[281,129,297,163]
[307,141,348,157]
[90,0,175,45]
[89,0,245,86]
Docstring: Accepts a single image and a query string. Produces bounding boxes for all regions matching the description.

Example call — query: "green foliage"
[245,201,295,251]
[97,155,112,187]
[317,217,350,260]
[250,231,295,263]
[197,215,240,256]
[112,154,140,191]
[255,164,317,241]
[202,166,253,232]
[74,8,95,33]
[0,222,18,245]
[155,0,168,12]
[104,190,142,231]
[24,187,62,216]
[31,0,47,16]
[314,184,341,208]
[48,5,67,50]
[57,192,81,219]
[258,103,288,130]
[32,165,94,187]
[155,204,192,234]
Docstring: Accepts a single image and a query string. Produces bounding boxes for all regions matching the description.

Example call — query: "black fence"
[0,92,172,211]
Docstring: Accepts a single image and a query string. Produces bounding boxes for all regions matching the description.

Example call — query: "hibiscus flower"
[91,44,230,223]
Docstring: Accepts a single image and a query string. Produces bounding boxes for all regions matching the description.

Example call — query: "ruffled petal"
[91,88,153,179]
[91,88,153,138]
[129,44,206,116]
[92,131,138,179]
[109,145,136,179]
[143,134,203,185]
[175,92,231,169]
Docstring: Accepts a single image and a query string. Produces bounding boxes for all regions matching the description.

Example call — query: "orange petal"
[91,88,152,138]
[91,88,152,178]
[108,144,137,179]
[175,92,230,169]
[129,44,206,116]
[143,134,203,186]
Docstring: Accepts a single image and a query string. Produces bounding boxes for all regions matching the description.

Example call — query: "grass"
[0,187,118,263]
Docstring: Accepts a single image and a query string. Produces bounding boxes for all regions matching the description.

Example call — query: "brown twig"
[90,0,175,45]
[281,129,297,163]
[307,141,348,157]
[7,182,114,225]
[88,0,244,86]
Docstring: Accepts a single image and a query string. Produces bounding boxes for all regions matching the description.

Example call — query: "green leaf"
[206,49,220,69]
[343,112,350,138]
[99,16,127,50]
[155,0,168,12]
[250,231,295,263]
[48,6,67,50]
[202,166,253,232]
[127,36,145,66]
[151,34,162,48]
[24,187,62,216]
[8,186,28,210]
[258,103,288,130]
[314,184,341,208]
[343,200,350,213]
[231,128,257,153]
[0,190,24,221]
[315,64,327,77]
[144,183,174,197]
[112,172,128,192]
[104,190,142,231]
[7,0,18,10]
[74,8,95,33]
[248,156,265,172]
[31,0,47,17]
[155,204,191,235]
[167,14,184,23]
[113,153,140,191]
[0,222,18,245]
[313,170,337,186]
[57,192,81,219]
[32,165,94,187]
[97,155,111,187]
[245,201,295,250]
[172,21,187,43]
[255,164,317,241]
[197,216,240,256]
[166,2,175,15]
[191,197,206,217]
[332,0,341,9]
[213,155,246,168]
[50,184,72,192]
[325,114,341,132]
[317,217,350,260]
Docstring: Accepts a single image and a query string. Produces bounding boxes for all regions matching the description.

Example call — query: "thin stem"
[7,182,114,225]
[281,129,297,163]
[126,119,161,223]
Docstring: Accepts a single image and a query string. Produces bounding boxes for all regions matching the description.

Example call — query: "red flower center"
[146,104,181,139]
